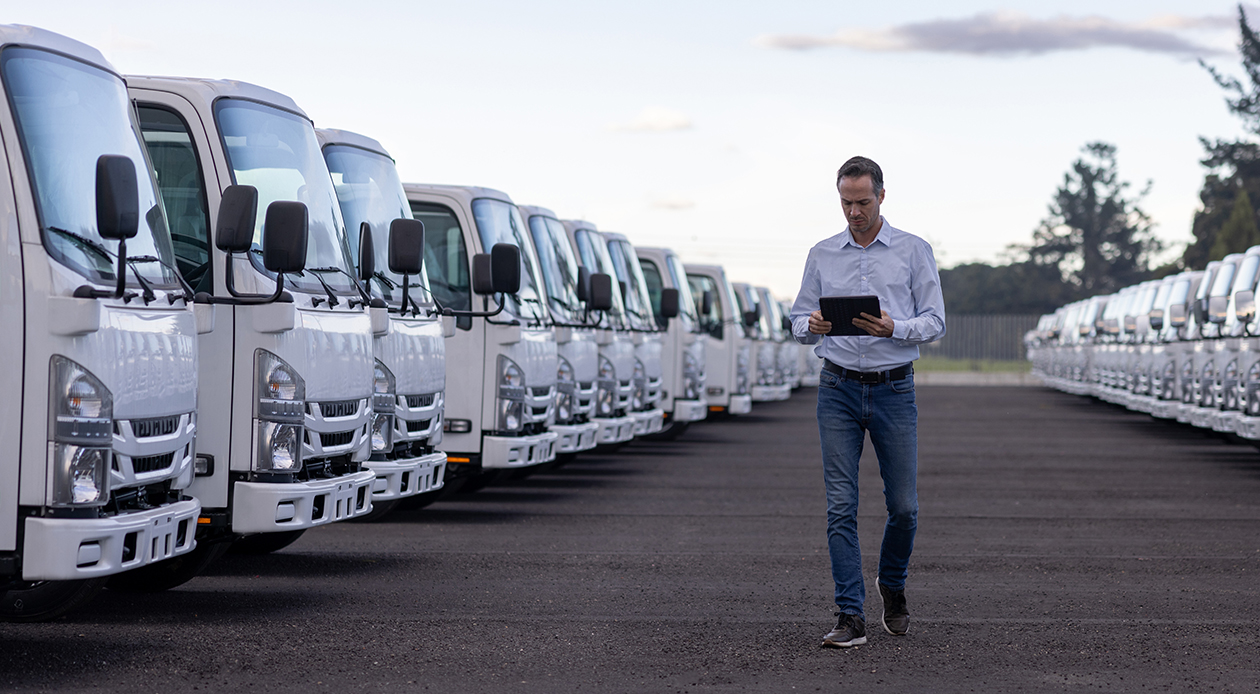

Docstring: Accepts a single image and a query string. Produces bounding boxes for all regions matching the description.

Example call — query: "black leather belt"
[823,359,913,384]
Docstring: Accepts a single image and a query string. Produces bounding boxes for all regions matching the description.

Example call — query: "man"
[789,156,946,648]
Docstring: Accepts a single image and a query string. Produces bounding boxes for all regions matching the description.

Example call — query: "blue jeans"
[816,367,918,617]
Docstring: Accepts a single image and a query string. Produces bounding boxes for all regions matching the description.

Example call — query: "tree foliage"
[939,262,1076,315]
[1186,5,1260,268]
[1209,189,1260,260]
[1022,142,1161,296]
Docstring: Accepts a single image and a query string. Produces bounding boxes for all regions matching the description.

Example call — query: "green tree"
[939,261,1076,315]
[1022,142,1161,296]
[1186,5,1260,269]
[1208,189,1260,259]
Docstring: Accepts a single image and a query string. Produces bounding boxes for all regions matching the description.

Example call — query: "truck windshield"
[526,214,584,325]
[606,238,656,331]
[470,198,548,324]
[323,144,432,308]
[687,273,723,339]
[734,285,761,339]
[665,254,700,328]
[1,47,176,287]
[573,228,627,329]
[1231,255,1260,295]
[760,289,787,340]
[1210,262,1237,297]
[214,98,355,294]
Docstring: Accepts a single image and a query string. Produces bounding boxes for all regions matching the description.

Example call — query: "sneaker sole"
[821,636,867,648]
[880,614,908,636]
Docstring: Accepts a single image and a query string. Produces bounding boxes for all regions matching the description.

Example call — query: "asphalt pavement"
[2,385,1259,692]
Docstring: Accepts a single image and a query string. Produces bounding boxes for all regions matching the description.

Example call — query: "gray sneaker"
[821,612,867,648]
[878,582,910,635]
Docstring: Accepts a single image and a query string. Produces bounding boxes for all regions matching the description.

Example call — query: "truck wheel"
[347,499,398,523]
[644,421,689,441]
[0,579,106,622]
[105,540,231,593]
[456,470,506,493]
[227,530,306,555]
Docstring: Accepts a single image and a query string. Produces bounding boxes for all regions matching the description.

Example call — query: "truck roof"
[125,75,309,120]
[402,183,513,205]
[519,205,559,220]
[316,128,392,160]
[0,24,114,73]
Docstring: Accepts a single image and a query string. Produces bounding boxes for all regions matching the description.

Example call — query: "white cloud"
[754,11,1232,57]
[609,107,693,132]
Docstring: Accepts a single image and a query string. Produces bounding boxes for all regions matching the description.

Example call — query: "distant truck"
[636,246,707,438]
[1,26,202,620]
[685,264,753,416]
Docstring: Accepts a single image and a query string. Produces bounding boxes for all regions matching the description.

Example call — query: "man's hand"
[808,310,831,335]
[853,310,894,338]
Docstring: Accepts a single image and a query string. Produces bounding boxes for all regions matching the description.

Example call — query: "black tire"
[228,529,306,555]
[0,579,106,622]
[550,452,579,468]
[106,540,231,593]
[456,470,506,493]
[347,499,399,523]
[644,421,689,441]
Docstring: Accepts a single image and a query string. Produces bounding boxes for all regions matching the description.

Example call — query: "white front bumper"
[672,398,708,423]
[1149,399,1178,419]
[232,469,377,534]
[631,408,666,435]
[482,430,558,468]
[752,383,792,402]
[364,451,447,501]
[1237,414,1260,439]
[1189,407,1217,429]
[727,394,752,415]
[21,498,201,581]
[593,415,636,444]
[1213,410,1242,433]
[1175,403,1196,424]
[553,421,599,454]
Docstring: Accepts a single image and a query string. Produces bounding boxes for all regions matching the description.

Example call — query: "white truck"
[519,205,610,458]
[404,185,557,487]
[684,264,753,416]
[317,129,446,515]
[563,220,640,447]
[783,299,822,387]
[116,76,381,584]
[733,282,790,402]
[0,26,201,620]
[757,286,800,390]
[636,246,707,438]
[601,232,667,437]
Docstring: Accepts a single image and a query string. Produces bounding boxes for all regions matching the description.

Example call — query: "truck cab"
[0,26,201,620]
[757,286,799,391]
[1148,271,1202,420]
[733,281,790,402]
[685,264,753,416]
[602,232,667,437]
[124,76,378,581]
[1186,255,1240,427]
[405,184,558,483]
[317,129,446,514]
[636,246,707,438]
[1209,245,1260,434]
[518,206,607,458]
[564,220,639,446]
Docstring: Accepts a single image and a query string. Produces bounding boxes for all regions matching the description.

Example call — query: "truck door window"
[687,274,723,340]
[411,201,471,313]
[640,259,667,329]
[137,105,212,292]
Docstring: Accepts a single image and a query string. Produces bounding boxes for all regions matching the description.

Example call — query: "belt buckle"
[857,371,880,385]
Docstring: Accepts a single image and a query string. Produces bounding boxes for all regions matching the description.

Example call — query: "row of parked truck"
[1027,235,1260,439]
[0,25,824,621]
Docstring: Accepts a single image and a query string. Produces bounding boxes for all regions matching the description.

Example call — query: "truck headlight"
[255,350,305,472]
[48,357,112,507]
[632,359,646,410]
[497,356,525,432]
[372,360,396,453]
[596,355,616,417]
[736,345,750,394]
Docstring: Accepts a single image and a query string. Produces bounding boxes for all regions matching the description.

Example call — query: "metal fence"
[920,314,1040,361]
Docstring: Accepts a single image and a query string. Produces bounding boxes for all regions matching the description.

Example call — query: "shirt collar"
[839,217,893,249]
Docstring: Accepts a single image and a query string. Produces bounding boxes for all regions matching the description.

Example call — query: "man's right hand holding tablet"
[809,310,832,335]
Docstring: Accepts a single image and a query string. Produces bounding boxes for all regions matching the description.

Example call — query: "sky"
[6,1,1255,298]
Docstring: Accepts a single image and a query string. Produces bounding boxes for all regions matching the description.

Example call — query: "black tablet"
[819,295,881,336]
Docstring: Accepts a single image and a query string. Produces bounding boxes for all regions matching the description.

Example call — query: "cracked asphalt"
[2,384,1259,692]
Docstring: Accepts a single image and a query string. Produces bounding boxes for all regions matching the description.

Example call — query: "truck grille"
[131,451,175,473]
[531,386,551,397]
[131,415,180,438]
[320,431,355,448]
[319,400,359,418]
[405,393,435,408]
[405,418,432,433]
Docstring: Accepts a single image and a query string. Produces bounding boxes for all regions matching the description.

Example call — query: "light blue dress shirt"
[790,217,946,372]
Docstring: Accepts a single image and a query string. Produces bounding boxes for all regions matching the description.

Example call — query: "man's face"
[838,175,885,235]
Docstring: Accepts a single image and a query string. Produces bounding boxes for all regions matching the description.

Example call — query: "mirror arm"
[221,252,286,305]
[440,293,508,318]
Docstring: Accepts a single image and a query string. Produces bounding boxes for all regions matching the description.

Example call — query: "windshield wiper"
[46,226,114,262]
[48,227,168,304]
[128,255,195,304]
[302,267,343,308]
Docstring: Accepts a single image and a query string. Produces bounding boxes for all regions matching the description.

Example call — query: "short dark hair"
[836,156,883,196]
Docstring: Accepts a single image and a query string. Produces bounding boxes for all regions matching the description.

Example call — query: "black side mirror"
[1237,290,1256,324]
[1193,298,1209,325]
[576,266,590,303]
[261,201,308,274]
[589,273,613,311]
[491,243,521,295]
[701,290,713,316]
[96,155,138,241]
[387,219,425,275]
[659,287,679,319]
[1170,303,1188,328]
[215,185,258,252]
[358,222,375,282]
[1149,308,1164,330]
[471,254,494,295]
[743,310,759,327]
[1208,295,1229,324]
[781,315,792,331]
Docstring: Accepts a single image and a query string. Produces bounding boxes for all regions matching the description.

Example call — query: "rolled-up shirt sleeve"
[889,241,946,346]
[790,247,821,345]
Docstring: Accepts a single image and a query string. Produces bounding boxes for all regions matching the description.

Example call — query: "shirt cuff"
[891,319,908,341]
